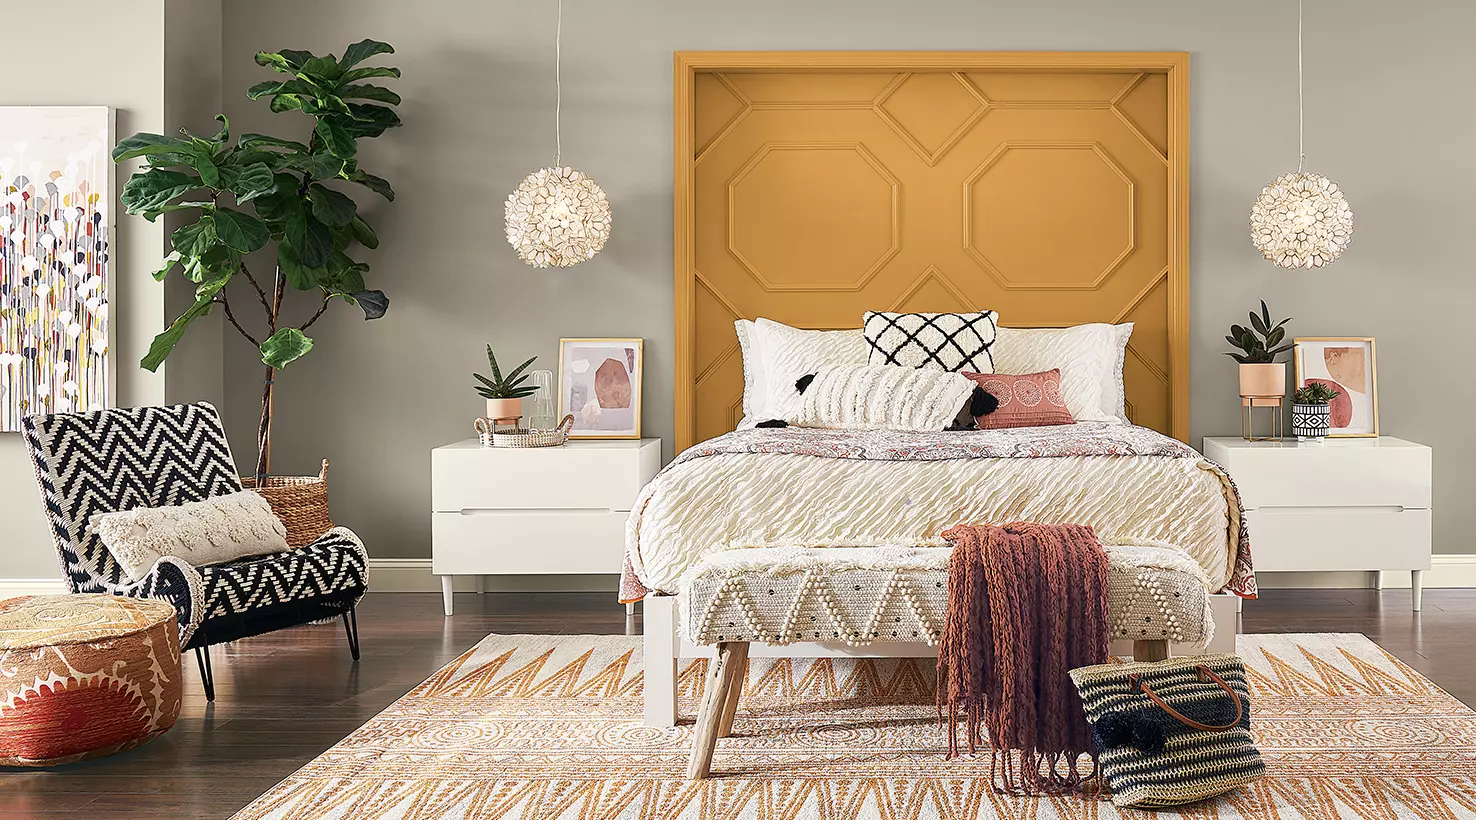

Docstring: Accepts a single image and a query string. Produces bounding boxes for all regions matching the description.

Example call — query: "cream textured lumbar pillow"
[789,364,976,431]
[91,490,290,581]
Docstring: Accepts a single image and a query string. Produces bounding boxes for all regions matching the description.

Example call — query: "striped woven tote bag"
[1069,653,1265,808]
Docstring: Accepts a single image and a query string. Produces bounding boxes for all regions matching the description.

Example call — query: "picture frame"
[1293,337,1378,437]
[558,338,643,439]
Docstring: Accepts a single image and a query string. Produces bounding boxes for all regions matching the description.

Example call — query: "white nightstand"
[1203,436,1432,610]
[431,437,662,617]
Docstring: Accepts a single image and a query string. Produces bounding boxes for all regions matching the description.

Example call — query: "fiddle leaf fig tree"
[113,39,401,481]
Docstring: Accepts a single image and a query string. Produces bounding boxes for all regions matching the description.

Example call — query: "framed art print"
[1294,337,1378,437]
[0,106,115,430]
[558,338,643,439]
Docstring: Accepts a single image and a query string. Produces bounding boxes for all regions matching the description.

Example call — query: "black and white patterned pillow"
[863,310,998,372]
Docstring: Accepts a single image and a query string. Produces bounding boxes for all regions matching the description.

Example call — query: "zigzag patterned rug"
[233,633,1476,819]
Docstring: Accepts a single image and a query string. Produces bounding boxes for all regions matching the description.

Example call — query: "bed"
[641,50,1234,729]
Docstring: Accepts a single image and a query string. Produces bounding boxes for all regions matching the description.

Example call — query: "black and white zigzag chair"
[22,402,369,700]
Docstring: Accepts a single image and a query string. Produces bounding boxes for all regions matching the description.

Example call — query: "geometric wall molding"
[963,141,1136,290]
[727,142,901,291]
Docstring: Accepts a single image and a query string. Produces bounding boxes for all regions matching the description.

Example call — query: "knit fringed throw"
[938,522,1111,796]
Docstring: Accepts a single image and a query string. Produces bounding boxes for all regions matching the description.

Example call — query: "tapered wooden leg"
[716,642,749,738]
[1133,640,1169,662]
[687,642,740,779]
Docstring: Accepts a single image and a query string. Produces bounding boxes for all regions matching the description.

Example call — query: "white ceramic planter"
[1238,362,1286,398]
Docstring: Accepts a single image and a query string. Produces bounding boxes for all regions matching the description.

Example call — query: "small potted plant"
[475,345,538,421]
[1292,382,1340,441]
[1226,300,1293,398]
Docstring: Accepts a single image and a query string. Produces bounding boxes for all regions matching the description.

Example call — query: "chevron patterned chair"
[22,402,369,700]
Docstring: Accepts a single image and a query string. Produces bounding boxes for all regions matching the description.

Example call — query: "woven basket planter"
[242,459,334,548]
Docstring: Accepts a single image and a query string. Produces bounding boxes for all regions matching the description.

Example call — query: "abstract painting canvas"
[0,106,113,430]
[1294,337,1378,437]
[558,338,643,439]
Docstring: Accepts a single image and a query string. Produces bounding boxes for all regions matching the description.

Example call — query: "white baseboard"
[4,555,1472,598]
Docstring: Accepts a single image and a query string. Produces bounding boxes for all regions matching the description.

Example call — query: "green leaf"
[346,169,394,200]
[213,208,271,253]
[307,184,356,227]
[141,201,215,222]
[239,133,309,152]
[341,104,400,138]
[502,356,537,389]
[207,114,230,144]
[171,218,217,257]
[268,94,304,113]
[246,80,289,100]
[339,84,401,105]
[1265,327,1286,349]
[194,267,234,301]
[300,95,354,117]
[192,155,221,188]
[298,55,343,81]
[314,118,357,159]
[112,132,196,162]
[287,211,334,267]
[1260,300,1271,328]
[121,169,201,213]
[260,327,314,369]
[151,250,183,282]
[348,289,388,319]
[277,243,321,290]
[348,215,379,249]
[341,66,402,84]
[486,345,503,383]
[141,296,213,371]
[341,39,395,68]
[220,162,276,204]
[256,50,313,72]
[305,152,347,180]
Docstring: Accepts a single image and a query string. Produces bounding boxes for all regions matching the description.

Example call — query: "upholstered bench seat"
[679,541,1217,778]
[679,542,1214,649]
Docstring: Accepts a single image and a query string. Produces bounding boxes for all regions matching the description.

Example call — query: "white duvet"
[622,424,1251,599]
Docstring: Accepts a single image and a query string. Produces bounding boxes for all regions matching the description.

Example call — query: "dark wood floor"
[3,588,1471,818]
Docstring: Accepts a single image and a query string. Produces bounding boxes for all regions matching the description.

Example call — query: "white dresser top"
[434,437,661,453]
[1203,436,1428,452]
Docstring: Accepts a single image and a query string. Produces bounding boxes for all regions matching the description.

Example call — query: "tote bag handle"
[1128,665,1244,732]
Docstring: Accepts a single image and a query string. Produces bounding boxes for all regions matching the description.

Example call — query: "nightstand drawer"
[431,510,627,574]
[431,440,661,512]
[1246,507,1432,572]
[1207,443,1430,510]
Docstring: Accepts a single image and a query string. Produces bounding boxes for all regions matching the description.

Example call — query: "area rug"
[233,633,1476,819]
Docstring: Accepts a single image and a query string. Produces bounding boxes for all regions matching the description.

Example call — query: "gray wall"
[3,1,1470,581]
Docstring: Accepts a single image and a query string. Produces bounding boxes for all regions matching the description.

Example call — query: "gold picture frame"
[1293,337,1378,437]
[558,338,644,440]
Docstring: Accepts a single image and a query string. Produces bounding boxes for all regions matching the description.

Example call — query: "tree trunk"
[254,266,286,483]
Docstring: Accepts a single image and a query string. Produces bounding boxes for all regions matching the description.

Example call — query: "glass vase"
[527,369,557,430]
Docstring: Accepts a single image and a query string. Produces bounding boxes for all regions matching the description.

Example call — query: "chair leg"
[717,642,749,738]
[195,646,215,701]
[343,607,361,661]
[688,642,742,779]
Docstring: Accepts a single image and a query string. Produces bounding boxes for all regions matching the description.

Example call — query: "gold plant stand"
[1240,395,1284,442]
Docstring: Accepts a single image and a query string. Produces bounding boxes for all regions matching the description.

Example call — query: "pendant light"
[504,0,611,268]
[1249,0,1353,269]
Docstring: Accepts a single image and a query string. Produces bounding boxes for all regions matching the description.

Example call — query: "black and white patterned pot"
[1292,402,1332,440]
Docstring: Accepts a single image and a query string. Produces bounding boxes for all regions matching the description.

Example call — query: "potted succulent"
[1292,382,1340,441]
[475,345,538,421]
[1225,300,1293,398]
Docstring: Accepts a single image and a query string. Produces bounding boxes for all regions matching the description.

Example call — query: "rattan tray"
[476,414,575,448]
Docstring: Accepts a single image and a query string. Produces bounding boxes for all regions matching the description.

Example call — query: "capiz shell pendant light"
[1249,0,1352,269]
[505,0,611,268]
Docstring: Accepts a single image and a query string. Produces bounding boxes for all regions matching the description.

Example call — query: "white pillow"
[742,318,868,424]
[992,323,1133,423]
[91,490,290,582]
[790,364,976,432]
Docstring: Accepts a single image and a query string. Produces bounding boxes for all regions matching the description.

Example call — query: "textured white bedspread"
[623,424,1254,600]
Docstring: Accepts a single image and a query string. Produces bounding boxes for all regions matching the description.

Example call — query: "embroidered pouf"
[0,594,182,767]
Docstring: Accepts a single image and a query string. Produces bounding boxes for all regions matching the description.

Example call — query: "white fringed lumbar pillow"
[789,364,976,432]
[90,490,290,581]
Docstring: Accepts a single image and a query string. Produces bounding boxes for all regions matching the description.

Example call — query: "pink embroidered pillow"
[962,369,1075,430]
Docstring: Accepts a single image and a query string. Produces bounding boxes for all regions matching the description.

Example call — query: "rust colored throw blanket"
[938,522,1111,795]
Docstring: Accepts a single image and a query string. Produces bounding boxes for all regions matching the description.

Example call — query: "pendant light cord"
[1297,0,1305,172]
[554,0,563,167]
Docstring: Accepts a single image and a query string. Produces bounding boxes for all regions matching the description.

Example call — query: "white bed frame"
[642,590,1240,727]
